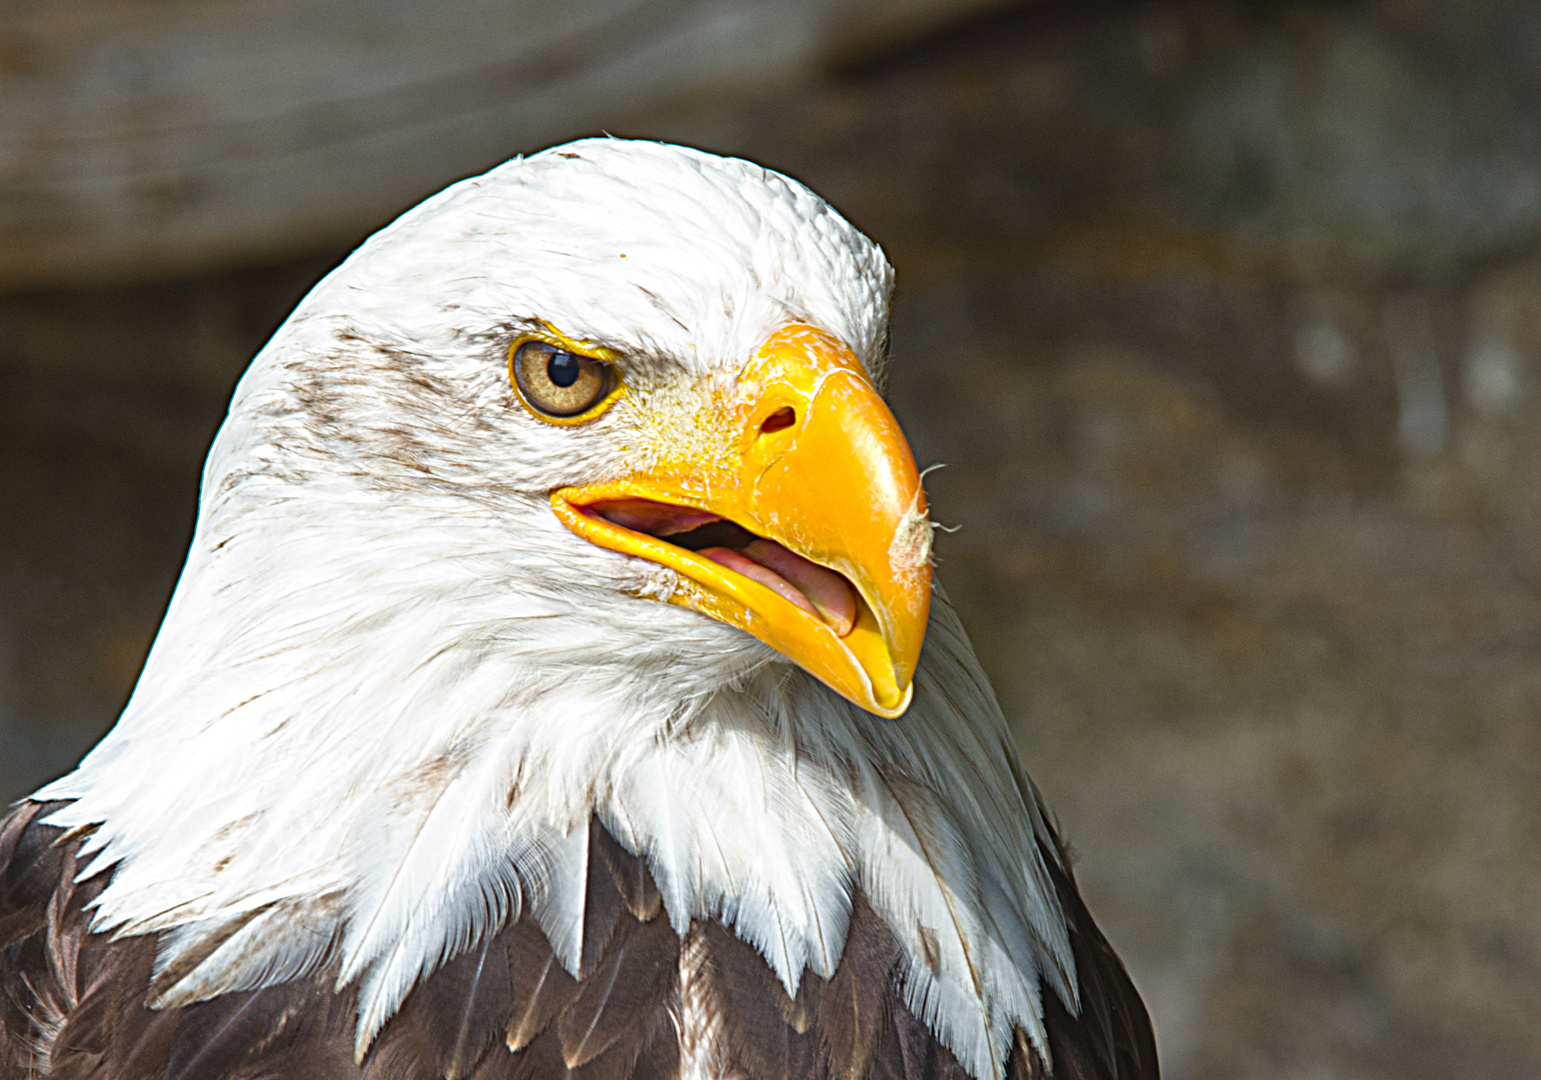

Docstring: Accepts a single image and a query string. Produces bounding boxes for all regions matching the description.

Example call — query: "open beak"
[551,324,932,718]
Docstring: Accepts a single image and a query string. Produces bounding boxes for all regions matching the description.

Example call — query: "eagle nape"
[0,138,1158,1080]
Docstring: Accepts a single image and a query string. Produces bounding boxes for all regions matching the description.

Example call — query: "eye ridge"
[510,338,617,421]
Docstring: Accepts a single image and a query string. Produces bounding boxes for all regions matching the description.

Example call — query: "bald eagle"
[0,140,1156,1080]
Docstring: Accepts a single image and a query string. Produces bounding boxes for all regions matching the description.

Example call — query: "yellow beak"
[551,324,932,717]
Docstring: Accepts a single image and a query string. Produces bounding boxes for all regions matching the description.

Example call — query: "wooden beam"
[0,0,1018,291]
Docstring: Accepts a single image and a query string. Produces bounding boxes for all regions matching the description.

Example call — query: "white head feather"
[35,139,1073,1078]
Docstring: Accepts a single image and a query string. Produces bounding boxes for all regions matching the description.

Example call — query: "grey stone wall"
[4,2,1541,1077]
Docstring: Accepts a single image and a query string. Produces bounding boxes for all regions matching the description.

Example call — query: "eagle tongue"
[742,540,857,636]
[585,498,859,637]
[701,540,857,637]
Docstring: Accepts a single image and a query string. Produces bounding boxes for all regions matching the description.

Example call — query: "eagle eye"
[510,338,617,420]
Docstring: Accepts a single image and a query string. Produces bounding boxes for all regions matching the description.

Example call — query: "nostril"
[760,406,796,435]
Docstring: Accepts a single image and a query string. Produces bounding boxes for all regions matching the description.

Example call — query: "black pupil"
[547,352,581,388]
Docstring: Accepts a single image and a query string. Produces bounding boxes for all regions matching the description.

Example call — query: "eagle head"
[209,137,929,717]
[27,139,1114,1080]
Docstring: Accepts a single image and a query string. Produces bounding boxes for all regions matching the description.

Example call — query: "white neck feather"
[39,524,1072,1079]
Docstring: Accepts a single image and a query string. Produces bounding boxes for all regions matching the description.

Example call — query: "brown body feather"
[0,802,1156,1080]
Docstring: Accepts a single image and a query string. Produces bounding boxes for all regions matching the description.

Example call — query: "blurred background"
[3,0,1541,1076]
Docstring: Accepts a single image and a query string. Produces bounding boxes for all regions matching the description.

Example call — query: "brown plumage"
[0,801,1154,1080]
